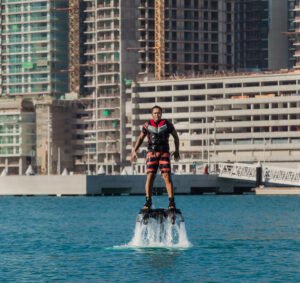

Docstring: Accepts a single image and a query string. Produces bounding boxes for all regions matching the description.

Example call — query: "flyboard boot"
[167,197,176,224]
[141,197,152,224]
[137,197,184,225]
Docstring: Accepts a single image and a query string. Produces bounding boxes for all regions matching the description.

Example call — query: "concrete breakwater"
[0,174,255,196]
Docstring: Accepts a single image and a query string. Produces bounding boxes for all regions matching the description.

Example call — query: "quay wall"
[0,174,255,196]
[86,174,224,195]
[255,187,300,195]
[0,175,86,195]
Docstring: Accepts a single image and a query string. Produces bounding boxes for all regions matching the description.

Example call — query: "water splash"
[127,217,191,248]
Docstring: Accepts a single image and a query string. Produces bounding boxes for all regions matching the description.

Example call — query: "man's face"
[152,108,162,122]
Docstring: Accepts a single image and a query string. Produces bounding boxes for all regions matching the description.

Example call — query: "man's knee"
[146,173,156,181]
[162,172,171,182]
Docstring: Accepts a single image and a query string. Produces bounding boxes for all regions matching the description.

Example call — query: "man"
[130,105,180,210]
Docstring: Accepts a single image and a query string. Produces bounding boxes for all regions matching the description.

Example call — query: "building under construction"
[80,0,139,174]
[234,0,289,71]
[139,0,235,79]
[288,0,300,69]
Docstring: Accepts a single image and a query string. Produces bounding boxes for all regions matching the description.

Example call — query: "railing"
[218,162,300,186]
[263,165,300,186]
[218,163,257,181]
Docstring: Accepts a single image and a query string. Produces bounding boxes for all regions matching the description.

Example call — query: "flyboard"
[128,205,190,247]
[136,208,184,225]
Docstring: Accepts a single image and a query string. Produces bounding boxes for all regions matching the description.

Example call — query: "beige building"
[130,70,300,173]
[35,99,85,175]
[0,97,84,175]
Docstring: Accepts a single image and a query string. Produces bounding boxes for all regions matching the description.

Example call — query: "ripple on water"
[0,195,300,282]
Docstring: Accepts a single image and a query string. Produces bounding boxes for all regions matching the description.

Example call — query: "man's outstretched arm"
[130,131,146,162]
[171,129,180,161]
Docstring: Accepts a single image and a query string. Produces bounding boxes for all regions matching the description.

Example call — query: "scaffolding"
[154,0,165,80]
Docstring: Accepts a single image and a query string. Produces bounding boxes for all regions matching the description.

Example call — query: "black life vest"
[143,119,174,151]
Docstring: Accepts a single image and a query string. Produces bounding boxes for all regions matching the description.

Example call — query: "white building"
[130,70,300,173]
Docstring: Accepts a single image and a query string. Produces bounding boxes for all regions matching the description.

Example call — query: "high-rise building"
[81,0,139,174]
[138,0,235,77]
[289,0,300,69]
[287,0,297,68]
[0,0,69,98]
[235,0,289,71]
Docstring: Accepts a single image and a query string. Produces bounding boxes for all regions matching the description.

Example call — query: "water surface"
[0,195,299,282]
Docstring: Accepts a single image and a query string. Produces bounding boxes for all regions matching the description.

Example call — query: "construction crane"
[126,1,165,80]
[154,0,165,80]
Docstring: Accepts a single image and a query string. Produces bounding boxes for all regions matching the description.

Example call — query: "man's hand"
[172,150,180,161]
[130,151,137,163]
[131,132,146,163]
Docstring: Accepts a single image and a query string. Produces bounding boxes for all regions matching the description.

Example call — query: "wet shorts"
[146,151,171,174]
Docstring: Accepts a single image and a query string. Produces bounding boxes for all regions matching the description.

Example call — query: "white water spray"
[127,217,191,248]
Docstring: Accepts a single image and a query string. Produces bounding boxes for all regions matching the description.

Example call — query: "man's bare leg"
[144,173,155,209]
[162,172,174,197]
[162,173,176,209]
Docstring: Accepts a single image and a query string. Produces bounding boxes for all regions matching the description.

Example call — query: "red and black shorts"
[146,151,171,174]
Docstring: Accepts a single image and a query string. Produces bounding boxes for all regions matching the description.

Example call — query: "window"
[211,1,218,9]
[211,23,218,31]
[211,33,218,42]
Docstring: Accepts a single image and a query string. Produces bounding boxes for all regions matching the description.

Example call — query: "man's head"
[151,105,162,122]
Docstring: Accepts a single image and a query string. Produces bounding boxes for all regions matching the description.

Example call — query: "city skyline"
[0,0,300,175]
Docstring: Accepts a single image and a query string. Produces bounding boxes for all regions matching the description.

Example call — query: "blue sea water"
[0,195,300,282]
